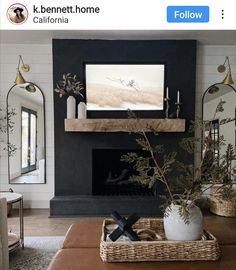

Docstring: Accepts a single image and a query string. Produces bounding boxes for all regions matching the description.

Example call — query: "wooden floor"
[7,209,236,241]
[8,209,104,236]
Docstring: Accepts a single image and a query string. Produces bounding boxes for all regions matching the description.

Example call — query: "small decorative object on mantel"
[67,96,76,119]
[175,90,182,118]
[108,211,140,241]
[77,101,87,119]
[54,73,84,119]
[164,87,170,118]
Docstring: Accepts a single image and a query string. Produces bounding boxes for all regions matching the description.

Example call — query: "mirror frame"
[7,82,46,184]
[201,83,236,161]
[202,83,236,108]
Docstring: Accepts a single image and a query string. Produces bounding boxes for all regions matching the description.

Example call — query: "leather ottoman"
[48,245,236,270]
[62,221,102,249]
[48,220,236,270]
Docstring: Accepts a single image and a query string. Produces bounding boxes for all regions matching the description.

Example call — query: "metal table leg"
[19,198,24,249]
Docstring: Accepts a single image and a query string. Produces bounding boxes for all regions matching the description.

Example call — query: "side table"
[0,192,24,251]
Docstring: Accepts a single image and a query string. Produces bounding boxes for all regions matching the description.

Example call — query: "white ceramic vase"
[67,96,76,119]
[163,202,203,241]
[77,102,87,119]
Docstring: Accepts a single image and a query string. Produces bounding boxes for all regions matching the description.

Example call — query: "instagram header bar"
[1,0,236,30]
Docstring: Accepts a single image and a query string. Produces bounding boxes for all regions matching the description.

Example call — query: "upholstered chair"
[0,198,9,270]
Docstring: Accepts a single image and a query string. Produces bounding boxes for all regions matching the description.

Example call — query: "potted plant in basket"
[54,73,84,119]
[208,143,236,217]
[121,101,235,241]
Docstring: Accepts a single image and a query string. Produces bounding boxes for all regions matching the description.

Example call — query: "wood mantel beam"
[64,118,186,132]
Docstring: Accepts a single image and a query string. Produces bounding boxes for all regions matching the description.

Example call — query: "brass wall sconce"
[14,55,30,84]
[14,55,36,93]
[217,56,234,85]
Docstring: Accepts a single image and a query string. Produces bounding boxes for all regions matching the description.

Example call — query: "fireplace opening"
[92,149,155,196]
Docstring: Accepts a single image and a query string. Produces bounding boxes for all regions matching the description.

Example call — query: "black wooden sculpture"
[109,211,140,241]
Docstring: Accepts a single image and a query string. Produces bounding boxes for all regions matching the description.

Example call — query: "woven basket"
[210,196,236,217]
[100,218,220,262]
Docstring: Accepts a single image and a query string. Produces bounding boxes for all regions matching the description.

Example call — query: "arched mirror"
[202,83,236,181]
[7,83,46,184]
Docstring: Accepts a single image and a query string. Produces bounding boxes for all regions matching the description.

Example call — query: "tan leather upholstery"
[62,221,102,249]
[48,245,236,270]
[0,198,9,270]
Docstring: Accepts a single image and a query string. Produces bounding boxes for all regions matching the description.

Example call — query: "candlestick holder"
[175,102,182,118]
[164,97,170,119]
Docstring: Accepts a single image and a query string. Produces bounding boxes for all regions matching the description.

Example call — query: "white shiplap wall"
[195,45,236,166]
[0,43,235,208]
[0,44,54,208]
[196,45,236,117]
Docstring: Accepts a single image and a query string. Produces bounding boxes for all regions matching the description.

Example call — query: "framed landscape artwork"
[85,64,165,111]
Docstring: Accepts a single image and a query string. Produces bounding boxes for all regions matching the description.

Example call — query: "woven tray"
[100,218,220,262]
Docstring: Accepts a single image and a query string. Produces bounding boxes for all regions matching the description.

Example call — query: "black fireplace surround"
[50,39,196,216]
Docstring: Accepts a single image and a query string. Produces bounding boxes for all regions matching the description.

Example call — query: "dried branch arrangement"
[54,73,84,98]
[122,102,236,222]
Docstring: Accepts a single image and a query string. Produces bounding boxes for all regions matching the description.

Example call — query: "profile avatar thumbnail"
[7,4,28,24]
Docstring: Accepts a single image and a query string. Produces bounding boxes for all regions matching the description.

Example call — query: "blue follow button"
[167,6,209,23]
